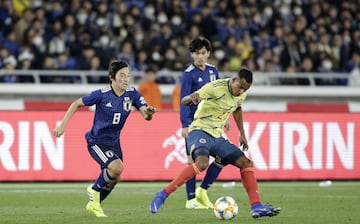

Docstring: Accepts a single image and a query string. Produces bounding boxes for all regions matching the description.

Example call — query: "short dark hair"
[238,68,253,83]
[145,64,158,74]
[189,36,212,52]
[108,60,129,83]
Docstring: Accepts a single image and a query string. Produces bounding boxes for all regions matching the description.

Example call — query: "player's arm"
[53,97,85,137]
[181,92,202,105]
[233,106,249,151]
[179,72,194,138]
[139,105,157,121]
[181,82,214,106]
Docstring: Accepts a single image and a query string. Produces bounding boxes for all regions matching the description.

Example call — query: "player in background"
[150,68,281,219]
[180,37,224,209]
[53,60,157,217]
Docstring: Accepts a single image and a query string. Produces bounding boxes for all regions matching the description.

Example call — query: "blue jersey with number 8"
[83,86,147,145]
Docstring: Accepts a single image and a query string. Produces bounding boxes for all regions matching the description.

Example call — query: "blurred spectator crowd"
[1,0,360,85]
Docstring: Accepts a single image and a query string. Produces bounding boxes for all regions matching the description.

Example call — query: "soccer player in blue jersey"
[180,36,223,209]
[150,68,281,218]
[53,60,157,217]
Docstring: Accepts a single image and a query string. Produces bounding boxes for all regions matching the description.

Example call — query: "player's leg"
[87,143,123,217]
[184,139,207,209]
[219,140,281,218]
[150,130,211,213]
[196,161,223,208]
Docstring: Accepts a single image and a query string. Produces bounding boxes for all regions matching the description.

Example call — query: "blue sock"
[200,162,222,190]
[100,186,114,202]
[186,176,196,200]
[93,169,115,191]
[251,203,262,209]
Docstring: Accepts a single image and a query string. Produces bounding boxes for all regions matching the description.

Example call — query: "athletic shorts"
[186,130,245,166]
[87,140,123,169]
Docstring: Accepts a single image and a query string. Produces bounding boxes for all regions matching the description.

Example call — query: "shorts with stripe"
[87,141,123,169]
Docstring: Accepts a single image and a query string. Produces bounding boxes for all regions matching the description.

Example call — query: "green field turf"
[0,181,359,224]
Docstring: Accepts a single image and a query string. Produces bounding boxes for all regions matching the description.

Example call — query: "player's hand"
[53,125,65,138]
[145,106,157,115]
[190,92,202,104]
[239,135,249,151]
[181,127,188,138]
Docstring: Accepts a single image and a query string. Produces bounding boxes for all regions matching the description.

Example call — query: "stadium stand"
[1,0,360,110]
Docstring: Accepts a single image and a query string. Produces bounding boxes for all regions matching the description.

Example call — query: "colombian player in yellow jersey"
[150,68,281,219]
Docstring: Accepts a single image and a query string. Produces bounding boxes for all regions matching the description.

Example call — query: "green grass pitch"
[0,181,359,224]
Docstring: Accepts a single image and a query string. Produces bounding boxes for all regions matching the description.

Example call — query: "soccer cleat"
[86,185,108,217]
[86,202,108,217]
[185,198,209,209]
[195,187,213,209]
[251,204,281,219]
[150,190,168,213]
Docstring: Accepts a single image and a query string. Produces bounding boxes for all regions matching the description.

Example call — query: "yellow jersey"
[189,79,247,138]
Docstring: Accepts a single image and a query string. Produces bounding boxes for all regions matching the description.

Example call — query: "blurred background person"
[138,65,162,110]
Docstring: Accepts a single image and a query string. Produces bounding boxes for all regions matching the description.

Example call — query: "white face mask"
[293,7,302,16]
[157,14,168,24]
[264,7,273,17]
[32,35,43,46]
[253,14,261,23]
[99,36,109,46]
[96,18,106,27]
[135,33,144,41]
[144,6,155,19]
[214,50,225,60]
[171,15,181,26]
[322,60,332,70]
[280,6,290,16]
[152,51,161,61]
[77,14,88,25]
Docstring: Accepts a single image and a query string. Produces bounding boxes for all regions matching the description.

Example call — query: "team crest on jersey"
[105,150,114,158]
[199,138,206,144]
[123,97,132,111]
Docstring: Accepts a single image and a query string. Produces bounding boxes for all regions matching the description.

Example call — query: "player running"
[150,68,281,218]
[54,60,157,217]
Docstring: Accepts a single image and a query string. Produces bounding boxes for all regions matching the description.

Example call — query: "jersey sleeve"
[132,88,148,109]
[180,72,193,128]
[82,89,102,106]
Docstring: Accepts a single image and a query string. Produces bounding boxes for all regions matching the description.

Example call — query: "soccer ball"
[213,196,238,220]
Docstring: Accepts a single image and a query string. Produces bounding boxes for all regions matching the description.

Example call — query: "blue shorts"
[186,130,245,166]
[87,140,123,169]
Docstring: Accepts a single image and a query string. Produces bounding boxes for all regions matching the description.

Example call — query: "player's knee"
[195,157,209,171]
[192,147,210,171]
[236,156,253,169]
[108,160,124,177]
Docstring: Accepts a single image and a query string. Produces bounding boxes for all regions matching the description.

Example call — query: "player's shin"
[200,161,223,189]
[164,163,202,195]
[93,169,116,193]
[240,165,261,206]
[100,185,114,203]
[185,176,196,200]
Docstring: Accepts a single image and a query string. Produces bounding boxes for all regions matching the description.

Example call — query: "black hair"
[189,36,212,52]
[238,68,253,83]
[108,60,129,83]
[145,64,158,74]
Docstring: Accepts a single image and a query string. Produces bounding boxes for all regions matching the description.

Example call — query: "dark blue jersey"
[180,63,219,128]
[83,86,147,145]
